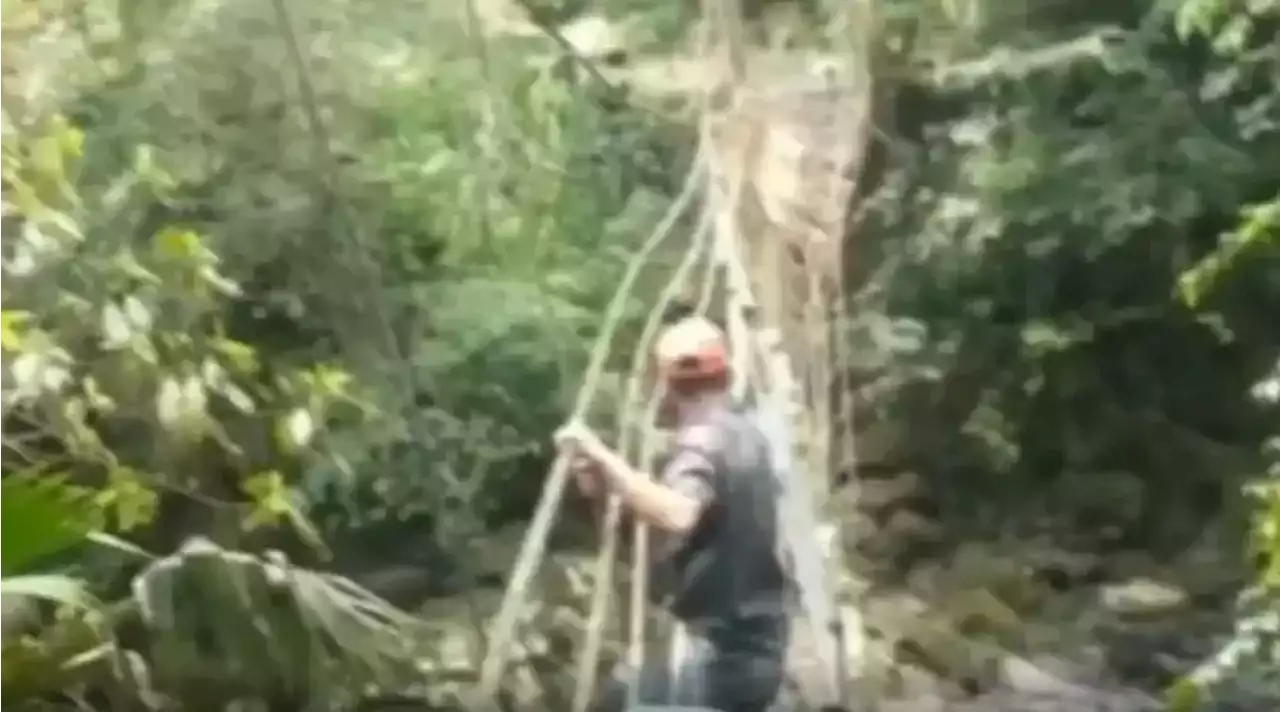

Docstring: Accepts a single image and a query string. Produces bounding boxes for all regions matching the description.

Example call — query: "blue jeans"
[592,617,789,712]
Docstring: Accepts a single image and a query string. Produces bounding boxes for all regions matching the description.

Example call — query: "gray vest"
[651,403,791,625]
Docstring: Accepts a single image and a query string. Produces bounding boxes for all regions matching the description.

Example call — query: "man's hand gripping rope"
[557,421,612,499]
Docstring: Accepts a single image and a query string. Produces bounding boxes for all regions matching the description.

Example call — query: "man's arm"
[571,461,634,531]
[592,442,715,536]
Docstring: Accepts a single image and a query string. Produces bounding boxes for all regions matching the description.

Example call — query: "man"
[554,315,791,712]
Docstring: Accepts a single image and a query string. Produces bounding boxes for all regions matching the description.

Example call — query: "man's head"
[654,316,730,425]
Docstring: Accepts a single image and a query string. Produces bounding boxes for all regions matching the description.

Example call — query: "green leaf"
[154,374,208,438]
[303,364,352,400]
[29,136,65,185]
[277,409,316,452]
[0,575,93,610]
[95,467,159,532]
[86,532,155,561]
[0,310,32,352]
[100,302,133,349]
[1164,675,1202,712]
[152,227,209,263]
[1178,199,1278,308]
[0,475,96,575]
[241,472,329,558]
[243,471,292,529]
[214,338,259,374]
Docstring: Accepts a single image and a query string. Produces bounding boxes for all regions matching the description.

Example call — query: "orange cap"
[654,316,729,382]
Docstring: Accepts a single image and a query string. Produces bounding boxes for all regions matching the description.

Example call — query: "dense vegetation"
[1,0,1276,710]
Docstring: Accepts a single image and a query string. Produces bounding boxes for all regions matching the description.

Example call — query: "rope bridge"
[469,2,876,710]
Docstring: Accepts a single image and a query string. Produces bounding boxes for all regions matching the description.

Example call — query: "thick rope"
[472,155,707,704]
[627,219,723,710]
[642,237,726,709]
[570,209,715,712]
[647,257,724,708]
[574,13,740,707]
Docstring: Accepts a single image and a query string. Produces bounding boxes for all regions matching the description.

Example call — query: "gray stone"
[1100,578,1190,618]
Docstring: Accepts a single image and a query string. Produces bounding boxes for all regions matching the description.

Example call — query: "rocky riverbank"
[814,464,1265,712]
[315,438,1280,712]
[346,489,1267,712]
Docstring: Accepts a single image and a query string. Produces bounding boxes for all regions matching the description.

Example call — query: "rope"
[471,154,708,704]
[570,209,716,712]
[655,241,725,707]
[570,146,745,712]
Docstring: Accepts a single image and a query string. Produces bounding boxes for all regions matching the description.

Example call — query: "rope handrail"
[470,155,708,704]
[570,208,717,712]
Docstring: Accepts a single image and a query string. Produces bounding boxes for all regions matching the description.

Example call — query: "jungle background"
[1,0,1277,710]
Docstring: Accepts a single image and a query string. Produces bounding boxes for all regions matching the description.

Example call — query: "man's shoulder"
[675,406,767,460]
[674,420,725,452]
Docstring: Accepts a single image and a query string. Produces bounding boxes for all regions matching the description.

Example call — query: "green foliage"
[0,474,110,705]
[1,603,116,703]
[1,528,426,710]
[1,103,348,552]
[2,0,690,565]
[134,538,429,707]
[841,0,1280,530]
[1161,1,1280,708]
[269,4,684,528]
[1177,196,1278,308]
[1,474,99,576]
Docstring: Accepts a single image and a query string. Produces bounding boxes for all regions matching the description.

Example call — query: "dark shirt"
[649,399,790,627]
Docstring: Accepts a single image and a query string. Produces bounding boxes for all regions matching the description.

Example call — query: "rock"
[857,470,926,511]
[469,523,527,579]
[884,508,944,541]
[560,14,628,64]
[1051,470,1146,531]
[1169,521,1248,601]
[1100,578,1190,619]
[0,595,39,638]
[543,552,599,603]
[1000,654,1098,696]
[884,662,951,703]
[500,664,545,710]
[844,509,945,579]
[947,588,1025,641]
[1017,541,1107,592]
[946,543,1023,580]
[944,542,1050,615]
[1102,550,1161,581]
[864,592,1002,693]
[357,565,438,606]
[835,512,880,554]
[415,594,491,675]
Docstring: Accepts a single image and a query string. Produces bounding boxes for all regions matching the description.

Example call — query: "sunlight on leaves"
[1177,199,1277,308]
[303,364,353,401]
[243,471,292,530]
[278,408,317,452]
[1,474,96,575]
[214,338,259,374]
[152,227,211,263]
[95,467,159,532]
[0,310,32,351]
[155,374,209,439]
[0,575,93,609]
[1165,675,1202,712]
